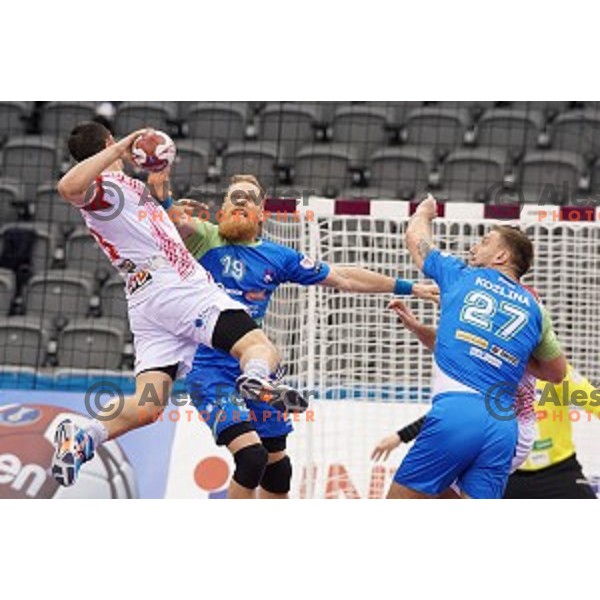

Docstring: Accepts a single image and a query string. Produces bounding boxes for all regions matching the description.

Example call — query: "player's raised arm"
[406,194,438,272]
[388,299,436,351]
[527,306,567,384]
[58,128,145,205]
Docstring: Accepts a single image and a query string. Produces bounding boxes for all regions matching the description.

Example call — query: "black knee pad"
[232,444,268,490]
[261,455,292,494]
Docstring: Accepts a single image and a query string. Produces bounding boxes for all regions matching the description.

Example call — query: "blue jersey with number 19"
[424,249,543,397]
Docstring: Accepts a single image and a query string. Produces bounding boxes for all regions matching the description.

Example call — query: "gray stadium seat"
[114,102,176,136]
[186,102,247,142]
[0,268,15,316]
[1,136,61,197]
[58,318,125,370]
[65,226,113,273]
[40,102,97,139]
[332,106,394,159]
[369,146,435,198]
[294,144,359,196]
[34,183,83,227]
[0,101,27,139]
[170,139,211,192]
[100,276,127,321]
[222,141,282,189]
[259,103,318,156]
[0,222,59,273]
[403,107,470,150]
[0,316,49,367]
[25,269,95,322]
[551,110,600,155]
[509,101,570,113]
[439,148,507,202]
[520,151,585,204]
[476,109,544,151]
[0,178,26,223]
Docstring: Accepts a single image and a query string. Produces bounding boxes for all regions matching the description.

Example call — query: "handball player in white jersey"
[51,121,307,487]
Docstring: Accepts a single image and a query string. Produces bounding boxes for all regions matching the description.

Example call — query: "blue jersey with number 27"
[424,249,543,396]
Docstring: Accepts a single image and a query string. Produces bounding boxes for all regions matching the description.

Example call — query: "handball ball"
[131,129,176,172]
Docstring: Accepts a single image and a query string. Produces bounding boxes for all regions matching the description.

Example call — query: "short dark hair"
[67,121,112,162]
[492,225,534,278]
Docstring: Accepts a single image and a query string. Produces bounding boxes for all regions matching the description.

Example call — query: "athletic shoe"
[51,419,95,487]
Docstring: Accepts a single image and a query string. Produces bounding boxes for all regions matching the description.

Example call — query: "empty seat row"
[0,316,127,370]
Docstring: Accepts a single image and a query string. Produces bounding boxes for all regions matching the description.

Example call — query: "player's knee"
[260,455,292,494]
[232,444,269,490]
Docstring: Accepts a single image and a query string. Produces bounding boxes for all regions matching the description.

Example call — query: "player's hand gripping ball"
[131,129,176,172]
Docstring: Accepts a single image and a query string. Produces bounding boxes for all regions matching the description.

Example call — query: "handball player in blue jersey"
[156,173,438,499]
[390,194,567,499]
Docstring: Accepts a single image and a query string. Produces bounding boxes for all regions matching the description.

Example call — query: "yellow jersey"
[520,365,600,471]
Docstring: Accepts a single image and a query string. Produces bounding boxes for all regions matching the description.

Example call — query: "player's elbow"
[541,355,568,385]
[57,176,83,204]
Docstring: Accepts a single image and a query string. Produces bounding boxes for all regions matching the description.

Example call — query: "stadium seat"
[369,146,435,198]
[1,136,61,197]
[0,316,49,367]
[551,110,600,155]
[186,102,247,143]
[39,101,97,139]
[65,226,112,273]
[520,151,585,204]
[438,148,507,202]
[403,107,470,150]
[259,103,318,156]
[0,268,15,315]
[0,101,27,140]
[0,178,26,223]
[100,276,127,321]
[475,109,544,151]
[57,318,125,370]
[508,101,571,113]
[25,269,95,322]
[169,139,211,193]
[0,222,59,274]
[34,183,83,228]
[294,144,359,196]
[332,106,395,159]
[113,102,177,136]
[222,141,283,190]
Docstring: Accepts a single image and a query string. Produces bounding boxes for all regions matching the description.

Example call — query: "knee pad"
[232,444,268,490]
[260,455,292,494]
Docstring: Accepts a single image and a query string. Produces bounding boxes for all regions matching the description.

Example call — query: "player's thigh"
[394,394,487,496]
[187,368,254,443]
[457,416,518,499]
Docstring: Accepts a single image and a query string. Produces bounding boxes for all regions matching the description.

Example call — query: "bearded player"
[155,172,438,499]
[51,122,310,487]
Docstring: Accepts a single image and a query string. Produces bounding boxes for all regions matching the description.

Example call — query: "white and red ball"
[131,129,176,172]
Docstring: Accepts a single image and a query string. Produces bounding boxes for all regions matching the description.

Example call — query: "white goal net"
[262,208,600,498]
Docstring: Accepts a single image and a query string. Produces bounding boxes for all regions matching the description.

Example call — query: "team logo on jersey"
[245,290,267,302]
[117,259,137,274]
[300,255,322,272]
[263,269,276,284]
[126,270,153,296]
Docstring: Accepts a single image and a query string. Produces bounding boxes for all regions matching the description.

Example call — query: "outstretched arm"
[58,129,145,205]
[319,265,440,303]
[405,194,438,272]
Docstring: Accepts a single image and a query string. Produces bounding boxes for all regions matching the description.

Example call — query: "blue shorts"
[186,360,293,443]
[394,392,518,499]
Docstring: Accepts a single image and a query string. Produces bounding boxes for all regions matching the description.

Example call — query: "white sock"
[243,358,271,381]
[85,420,109,449]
